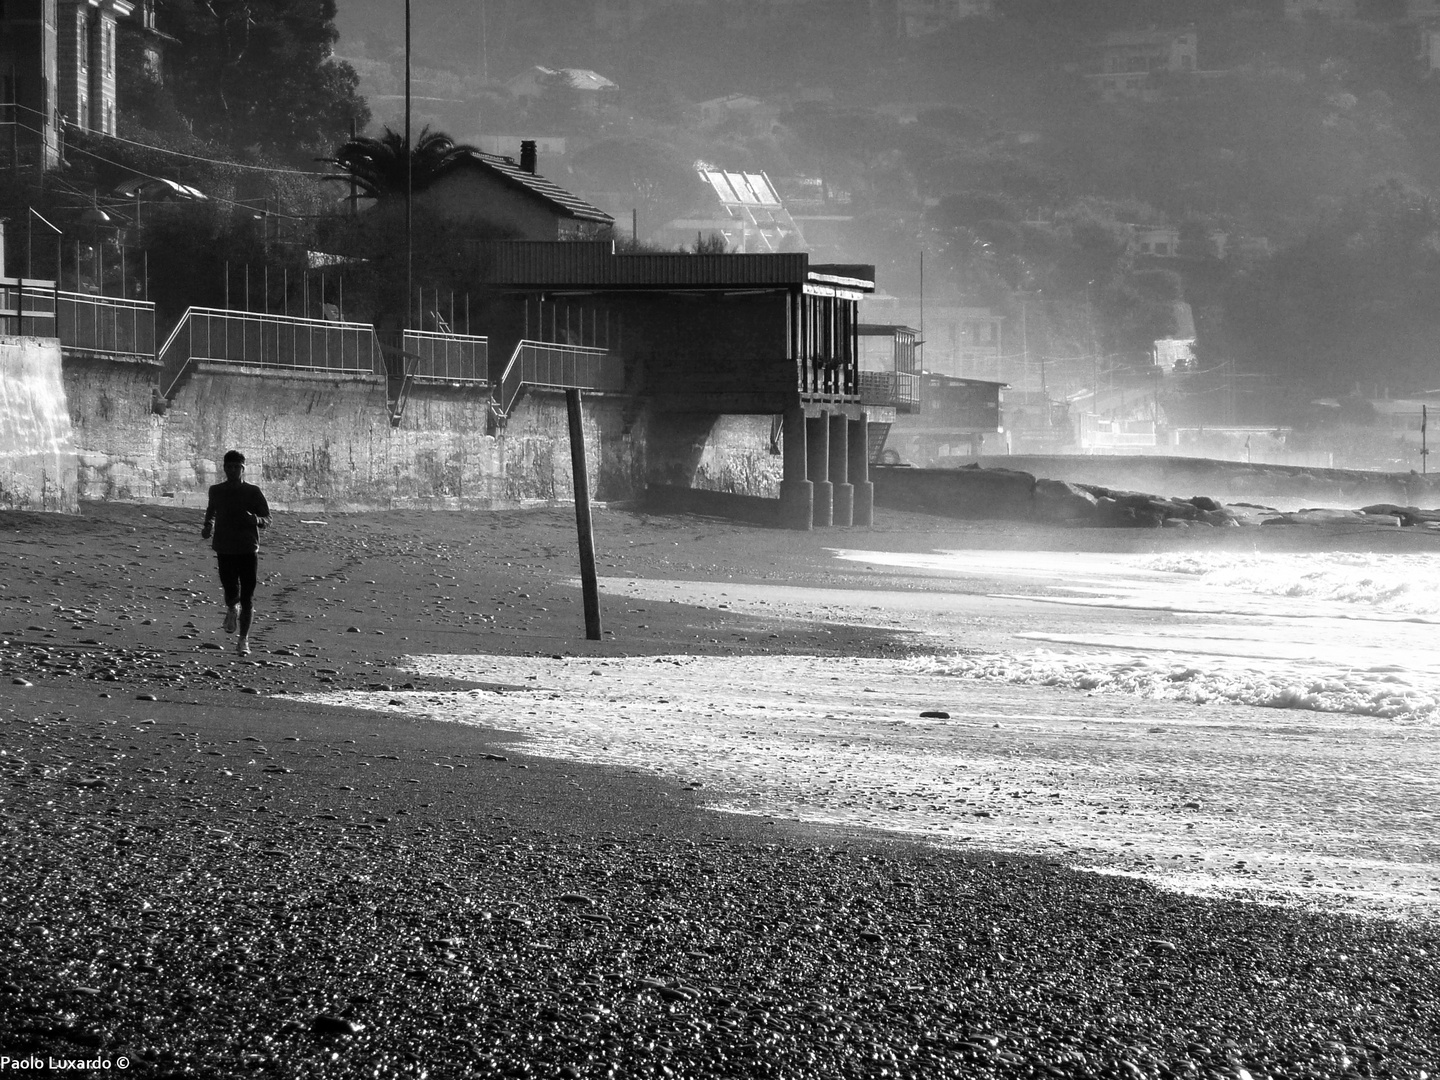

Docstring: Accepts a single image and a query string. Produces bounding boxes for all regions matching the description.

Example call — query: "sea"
[310,548,1440,922]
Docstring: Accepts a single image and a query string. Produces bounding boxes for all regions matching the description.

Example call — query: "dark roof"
[858,323,920,336]
[453,150,613,226]
[471,241,874,291]
[924,373,1009,388]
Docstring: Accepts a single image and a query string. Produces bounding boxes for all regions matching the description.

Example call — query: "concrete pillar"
[806,412,832,527]
[779,404,813,531]
[829,412,853,526]
[849,415,873,526]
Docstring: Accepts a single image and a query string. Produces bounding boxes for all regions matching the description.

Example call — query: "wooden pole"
[566,388,602,641]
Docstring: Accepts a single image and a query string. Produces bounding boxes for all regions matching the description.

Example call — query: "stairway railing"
[494,340,622,417]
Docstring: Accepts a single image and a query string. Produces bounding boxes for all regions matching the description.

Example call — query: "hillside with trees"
[13,0,1440,459]
[325,0,1440,427]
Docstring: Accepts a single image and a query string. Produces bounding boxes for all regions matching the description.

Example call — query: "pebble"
[312,1013,364,1036]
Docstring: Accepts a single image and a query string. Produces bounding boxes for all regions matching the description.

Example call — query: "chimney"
[520,139,538,175]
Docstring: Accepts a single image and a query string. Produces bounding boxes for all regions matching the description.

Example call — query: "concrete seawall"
[0,336,77,512]
[50,355,785,513]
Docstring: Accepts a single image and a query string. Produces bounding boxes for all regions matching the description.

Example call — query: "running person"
[201,450,270,656]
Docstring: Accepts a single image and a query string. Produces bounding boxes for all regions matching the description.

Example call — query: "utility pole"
[405,0,413,332]
[480,0,489,85]
[348,117,358,218]
[918,249,924,374]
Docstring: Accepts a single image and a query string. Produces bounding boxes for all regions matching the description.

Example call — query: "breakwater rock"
[875,463,1440,530]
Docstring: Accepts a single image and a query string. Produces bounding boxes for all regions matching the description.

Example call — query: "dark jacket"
[203,481,270,554]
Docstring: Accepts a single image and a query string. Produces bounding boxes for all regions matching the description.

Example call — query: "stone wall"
[0,336,77,512]
[25,353,787,515]
[155,365,495,509]
[65,356,162,502]
[646,413,782,496]
[55,357,654,511]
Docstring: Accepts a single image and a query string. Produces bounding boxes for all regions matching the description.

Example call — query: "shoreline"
[2,502,1437,1078]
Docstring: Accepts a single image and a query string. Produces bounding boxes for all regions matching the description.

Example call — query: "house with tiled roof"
[415,141,614,241]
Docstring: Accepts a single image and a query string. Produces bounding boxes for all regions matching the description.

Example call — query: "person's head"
[223,450,245,483]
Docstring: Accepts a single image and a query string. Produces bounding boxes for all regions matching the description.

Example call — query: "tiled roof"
[471,242,874,292]
[455,150,614,225]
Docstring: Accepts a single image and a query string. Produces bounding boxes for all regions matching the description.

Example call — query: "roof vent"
[520,140,538,175]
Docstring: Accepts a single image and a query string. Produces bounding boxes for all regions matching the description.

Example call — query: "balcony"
[857,324,921,413]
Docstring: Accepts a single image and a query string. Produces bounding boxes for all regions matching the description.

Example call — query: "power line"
[55,137,312,221]
[3,101,331,177]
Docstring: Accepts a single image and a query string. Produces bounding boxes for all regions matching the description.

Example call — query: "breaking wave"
[908,650,1439,723]
[1139,552,1440,615]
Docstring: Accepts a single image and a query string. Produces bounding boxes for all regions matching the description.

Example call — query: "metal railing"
[0,278,57,336]
[858,370,920,412]
[496,340,623,416]
[401,329,489,384]
[1084,431,1157,450]
[56,291,156,359]
[160,307,382,397]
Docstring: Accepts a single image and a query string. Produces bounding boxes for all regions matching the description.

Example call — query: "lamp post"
[26,207,62,330]
[80,202,112,296]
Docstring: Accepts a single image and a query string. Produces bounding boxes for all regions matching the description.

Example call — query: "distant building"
[507,67,617,112]
[1132,225,1180,258]
[473,135,568,160]
[664,164,806,253]
[689,94,779,135]
[1421,24,1440,74]
[415,142,614,241]
[870,0,993,38]
[863,297,1004,381]
[1085,27,1197,103]
[2,0,140,170]
[1283,0,1358,17]
[887,373,1005,462]
[56,0,133,137]
[118,0,173,83]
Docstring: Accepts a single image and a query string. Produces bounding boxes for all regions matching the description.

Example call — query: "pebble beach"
[1,501,1437,1079]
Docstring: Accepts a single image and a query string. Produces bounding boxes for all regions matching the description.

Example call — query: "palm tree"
[322,126,477,200]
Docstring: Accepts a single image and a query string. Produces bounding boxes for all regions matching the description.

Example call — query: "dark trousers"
[216,552,259,637]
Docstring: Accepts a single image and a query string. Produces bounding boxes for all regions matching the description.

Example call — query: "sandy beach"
[1,500,1437,1079]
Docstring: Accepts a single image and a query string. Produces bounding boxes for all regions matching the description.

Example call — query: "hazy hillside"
[325,0,1440,403]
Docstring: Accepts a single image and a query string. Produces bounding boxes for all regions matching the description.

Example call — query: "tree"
[152,0,369,161]
[322,127,477,200]
[1226,179,1440,393]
